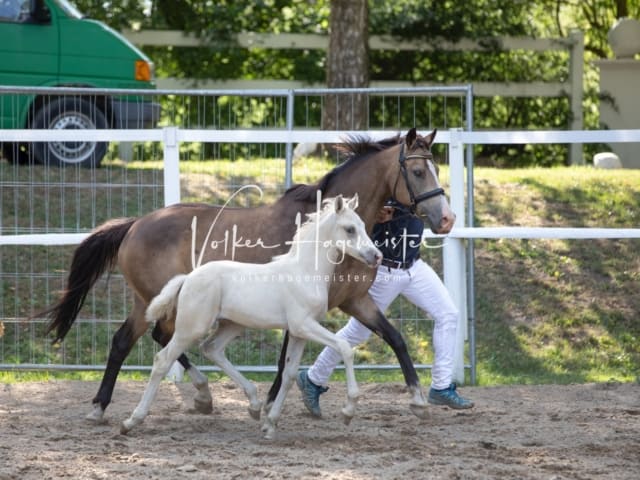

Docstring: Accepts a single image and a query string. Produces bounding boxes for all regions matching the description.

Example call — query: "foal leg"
[262,335,306,440]
[200,320,262,420]
[151,322,213,414]
[291,320,359,425]
[120,334,193,434]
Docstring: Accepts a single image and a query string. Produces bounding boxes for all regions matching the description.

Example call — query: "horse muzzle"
[435,211,456,234]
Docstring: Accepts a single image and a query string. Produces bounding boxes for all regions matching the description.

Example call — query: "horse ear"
[424,128,437,147]
[334,194,344,212]
[405,128,417,148]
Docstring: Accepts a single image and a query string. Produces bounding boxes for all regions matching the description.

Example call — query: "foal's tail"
[36,217,137,344]
[145,275,187,324]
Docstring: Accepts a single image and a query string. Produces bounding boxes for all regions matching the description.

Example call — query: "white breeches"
[307,259,459,390]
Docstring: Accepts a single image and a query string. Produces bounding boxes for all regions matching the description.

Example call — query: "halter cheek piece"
[393,143,445,213]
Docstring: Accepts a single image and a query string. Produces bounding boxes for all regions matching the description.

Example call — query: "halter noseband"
[393,143,445,213]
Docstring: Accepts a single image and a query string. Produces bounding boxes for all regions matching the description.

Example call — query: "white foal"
[121,194,382,439]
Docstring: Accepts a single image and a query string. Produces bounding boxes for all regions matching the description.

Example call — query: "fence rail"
[1,86,639,384]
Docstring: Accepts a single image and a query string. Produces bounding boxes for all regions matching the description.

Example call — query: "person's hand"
[376,206,394,223]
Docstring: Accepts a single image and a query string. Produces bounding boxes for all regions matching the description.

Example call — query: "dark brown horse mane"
[283,134,402,203]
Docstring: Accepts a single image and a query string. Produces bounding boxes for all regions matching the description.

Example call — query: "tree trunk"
[322,0,370,131]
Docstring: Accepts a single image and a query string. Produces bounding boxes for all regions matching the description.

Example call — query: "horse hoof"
[194,398,214,415]
[410,403,429,419]
[248,405,262,421]
[85,404,106,424]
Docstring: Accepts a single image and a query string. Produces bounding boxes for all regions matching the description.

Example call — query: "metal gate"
[0,85,472,380]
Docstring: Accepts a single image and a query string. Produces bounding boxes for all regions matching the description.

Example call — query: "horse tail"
[145,275,187,324]
[266,330,290,406]
[36,217,137,344]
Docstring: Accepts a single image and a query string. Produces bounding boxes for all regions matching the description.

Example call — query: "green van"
[0,0,160,167]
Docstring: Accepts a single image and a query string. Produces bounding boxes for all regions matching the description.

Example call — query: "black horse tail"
[35,217,137,344]
[266,330,290,405]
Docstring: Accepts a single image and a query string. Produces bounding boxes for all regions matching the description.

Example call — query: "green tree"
[69,0,632,165]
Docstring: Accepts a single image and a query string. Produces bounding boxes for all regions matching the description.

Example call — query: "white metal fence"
[2,86,639,384]
[0,85,474,380]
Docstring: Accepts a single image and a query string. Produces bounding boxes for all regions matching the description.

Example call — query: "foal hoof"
[410,403,429,419]
[248,403,262,421]
[261,420,276,440]
[120,421,132,435]
[193,398,214,415]
[341,413,354,426]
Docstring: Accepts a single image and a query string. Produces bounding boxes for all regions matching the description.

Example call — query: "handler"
[297,200,474,416]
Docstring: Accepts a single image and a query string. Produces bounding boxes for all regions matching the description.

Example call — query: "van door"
[0,0,59,127]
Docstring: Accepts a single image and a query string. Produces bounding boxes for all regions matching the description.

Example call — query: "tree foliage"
[69,0,637,166]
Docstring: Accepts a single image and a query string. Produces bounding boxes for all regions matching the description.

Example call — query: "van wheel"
[32,98,108,168]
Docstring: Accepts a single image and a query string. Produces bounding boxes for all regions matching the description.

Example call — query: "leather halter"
[393,143,445,213]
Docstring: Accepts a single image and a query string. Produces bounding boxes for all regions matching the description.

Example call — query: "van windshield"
[55,0,84,19]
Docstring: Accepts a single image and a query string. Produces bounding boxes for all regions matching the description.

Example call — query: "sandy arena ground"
[0,379,638,479]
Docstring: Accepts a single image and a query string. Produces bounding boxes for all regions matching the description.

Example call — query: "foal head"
[320,195,382,268]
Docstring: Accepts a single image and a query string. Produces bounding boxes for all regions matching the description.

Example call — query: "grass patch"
[1,161,639,386]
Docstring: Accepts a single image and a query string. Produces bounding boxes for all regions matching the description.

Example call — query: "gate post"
[163,126,181,205]
[163,126,185,381]
[444,129,467,384]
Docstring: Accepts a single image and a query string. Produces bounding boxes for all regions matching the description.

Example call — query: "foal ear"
[405,128,417,149]
[334,194,344,213]
[424,128,438,147]
[346,193,359,210]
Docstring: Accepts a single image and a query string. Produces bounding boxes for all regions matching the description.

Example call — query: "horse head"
[392,128,456,234]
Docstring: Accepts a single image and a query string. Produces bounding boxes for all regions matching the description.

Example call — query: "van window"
[56,0,83,19]
[0,0,28,22]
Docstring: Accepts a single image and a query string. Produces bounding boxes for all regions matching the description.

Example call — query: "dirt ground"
[0,379,638,480]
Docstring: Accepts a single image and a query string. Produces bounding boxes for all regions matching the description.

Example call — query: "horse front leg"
[341,296,429,419]
[151,322,212,414]
[262,335,306,440]
[200,320,262,420]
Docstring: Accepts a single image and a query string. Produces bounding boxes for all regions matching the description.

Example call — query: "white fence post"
[163,126,185,381]
[163,126,181,206]
[444,129,468,384]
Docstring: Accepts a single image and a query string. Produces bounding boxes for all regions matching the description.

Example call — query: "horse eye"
[412,169,425,178]
[345,226,356,235]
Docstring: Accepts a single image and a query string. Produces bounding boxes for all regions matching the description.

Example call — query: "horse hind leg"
[200,320,262,420]
[87,299,148,423]
[151,322,213,414]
